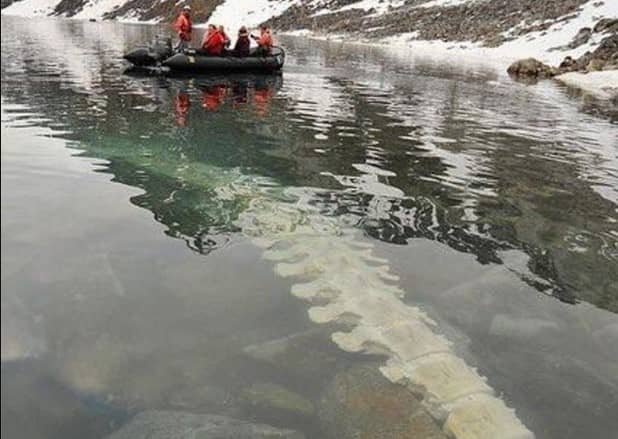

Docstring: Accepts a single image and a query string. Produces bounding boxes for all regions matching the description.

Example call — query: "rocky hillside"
[2,0,617,66]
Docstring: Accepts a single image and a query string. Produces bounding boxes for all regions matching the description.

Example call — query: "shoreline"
[281,29,618,100]
[2,10,616,100]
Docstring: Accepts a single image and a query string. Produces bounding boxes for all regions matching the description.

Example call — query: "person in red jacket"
[251,25,273,56]
[201,24,225,56]
[173,5,192,52]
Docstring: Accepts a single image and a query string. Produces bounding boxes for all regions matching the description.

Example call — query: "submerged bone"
[232,186,534,439]
[399,353,494,405]
[444,393,535,439]
[291,280,342,301]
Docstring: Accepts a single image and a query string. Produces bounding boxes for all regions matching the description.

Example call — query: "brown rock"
[593,18,618,34]
[567,27,592,49]
[586,58,606,71]
[559,55,579,73]
[318,365,447,439]
[507,58,558,77]
[589,34,618,62]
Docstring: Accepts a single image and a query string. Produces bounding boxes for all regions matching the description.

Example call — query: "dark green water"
[1,15,617,439]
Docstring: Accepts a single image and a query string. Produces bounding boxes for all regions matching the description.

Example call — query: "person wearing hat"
[251,24,273,56]
[173,5,193,52]
[233,26,251,57]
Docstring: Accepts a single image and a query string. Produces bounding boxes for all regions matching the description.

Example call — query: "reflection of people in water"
[174,92,191,126]
[231,82,249,108]
[201,85,227,112]
[253,81,274,117]
[173,77,279,117]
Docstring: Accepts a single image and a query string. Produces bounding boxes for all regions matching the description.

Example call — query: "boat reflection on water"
[169,75,283,124]
[173,92,191,126]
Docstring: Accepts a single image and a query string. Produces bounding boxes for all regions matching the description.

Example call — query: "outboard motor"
[123,35,173,67]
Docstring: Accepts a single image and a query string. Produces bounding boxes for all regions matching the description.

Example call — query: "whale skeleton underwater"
[29,118,535,436]
[52,118,535,437]
[211,177,535,439]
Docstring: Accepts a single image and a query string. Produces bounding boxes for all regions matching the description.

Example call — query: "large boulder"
[105,410,305,439]
[240,382,315,419]
[558,55,581,73]
[586,58,606,72]
[507,58,558,77]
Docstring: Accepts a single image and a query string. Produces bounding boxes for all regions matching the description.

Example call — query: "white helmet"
[182,5,191,11]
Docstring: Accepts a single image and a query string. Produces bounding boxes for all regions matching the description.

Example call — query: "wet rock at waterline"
[240,382,315,419]
[318,365,447,439]
[507,58,558,77]
[105,410,305,439]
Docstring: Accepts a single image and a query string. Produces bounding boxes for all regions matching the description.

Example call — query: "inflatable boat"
[123,37,285,74]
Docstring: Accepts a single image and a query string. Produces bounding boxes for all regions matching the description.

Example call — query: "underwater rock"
[318,365,447,439]
[168,384,230,411]
[2,361,120,439]
[240,382,315,419]
[105,410,305,439]
[242,328,351,384]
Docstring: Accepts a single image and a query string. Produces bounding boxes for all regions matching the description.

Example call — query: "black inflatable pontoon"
[123,37,285,74]
[162,47,284,73]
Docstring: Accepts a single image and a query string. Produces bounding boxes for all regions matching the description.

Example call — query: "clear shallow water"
[1,15,617,439]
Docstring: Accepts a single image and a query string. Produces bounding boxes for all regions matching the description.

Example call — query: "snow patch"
[556,71,618,100]
[417,0,473,8]
[2,0,60,17]
[72,0,127,19]
[207,0,299,35]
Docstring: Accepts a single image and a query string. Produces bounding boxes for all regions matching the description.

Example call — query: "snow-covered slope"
[2,0,617,69]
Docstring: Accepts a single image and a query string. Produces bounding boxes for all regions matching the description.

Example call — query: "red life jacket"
[173,13,192,41]
[202,31,225,55]
[258,30,273,48]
